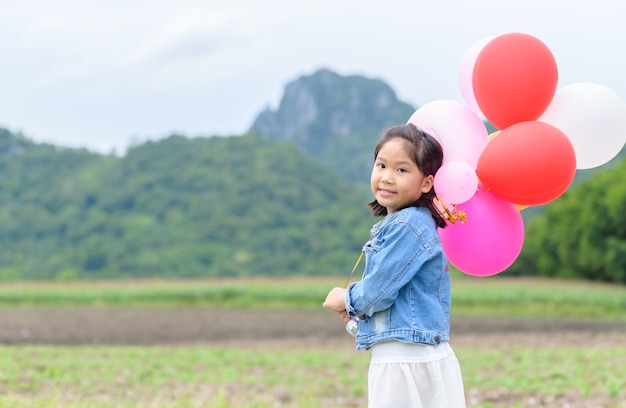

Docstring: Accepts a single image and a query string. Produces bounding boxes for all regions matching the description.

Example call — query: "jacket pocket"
[371,308,390,333]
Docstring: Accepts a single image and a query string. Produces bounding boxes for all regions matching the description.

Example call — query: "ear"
[421,175,434,193]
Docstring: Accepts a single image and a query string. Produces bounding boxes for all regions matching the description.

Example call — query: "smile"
[378,188,396,197]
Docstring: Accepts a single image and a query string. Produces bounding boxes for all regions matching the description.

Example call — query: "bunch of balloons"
[408,32,626,277]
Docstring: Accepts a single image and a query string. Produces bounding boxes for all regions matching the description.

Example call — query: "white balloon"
[434,160,478,204]
[539,82,626,169]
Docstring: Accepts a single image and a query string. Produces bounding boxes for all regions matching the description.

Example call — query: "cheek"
[370,172,379,191]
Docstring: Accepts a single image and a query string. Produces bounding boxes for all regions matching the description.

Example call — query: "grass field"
[0,276,624,319]
[0,277,625,407]
[0,344,624,407]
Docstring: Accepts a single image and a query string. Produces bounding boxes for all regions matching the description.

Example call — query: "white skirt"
[368,341,466,408]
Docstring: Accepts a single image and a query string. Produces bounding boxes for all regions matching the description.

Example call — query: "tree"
[509,157,626,283]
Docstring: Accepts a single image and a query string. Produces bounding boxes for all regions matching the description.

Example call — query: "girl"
[323,123,466,407]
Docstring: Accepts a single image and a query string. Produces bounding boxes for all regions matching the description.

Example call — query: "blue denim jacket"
[344,206,451,350]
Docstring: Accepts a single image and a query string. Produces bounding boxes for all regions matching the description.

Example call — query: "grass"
[461,347,626,399]
[450,276,626,319]
[0,345,370,407]
[0,276,624,319]
[0,277,624,406]
[0,345,624,407]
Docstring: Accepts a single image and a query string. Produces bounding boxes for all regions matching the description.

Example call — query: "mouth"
[377,188,396,197]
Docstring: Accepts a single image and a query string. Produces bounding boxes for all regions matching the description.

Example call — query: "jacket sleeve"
[345,220,434,319]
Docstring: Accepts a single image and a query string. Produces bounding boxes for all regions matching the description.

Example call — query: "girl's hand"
[322,287,347,313]
[336,309,350,323]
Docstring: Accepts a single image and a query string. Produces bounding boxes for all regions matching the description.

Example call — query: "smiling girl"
[323,123,466,407]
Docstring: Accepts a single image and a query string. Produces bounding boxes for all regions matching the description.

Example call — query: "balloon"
[458,36,493,116]
[538,82,626,169]
[477,151,527,210]
[481,137,528,211]
[472,33,558,130]
[407,100,488,168]
[438,190,524,277]
[476,121,576,206]
[434,161,478,204]
[488,131,500,142]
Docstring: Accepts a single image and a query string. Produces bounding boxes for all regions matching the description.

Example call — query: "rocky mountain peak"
[249,68,415,152]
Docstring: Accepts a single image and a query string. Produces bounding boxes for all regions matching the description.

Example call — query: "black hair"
[367,123,447,228]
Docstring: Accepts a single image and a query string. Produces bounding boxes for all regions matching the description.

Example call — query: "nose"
[380,169,393,184]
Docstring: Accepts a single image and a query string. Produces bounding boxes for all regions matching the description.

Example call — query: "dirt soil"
[1,307,625,348]
[1,308,625,407]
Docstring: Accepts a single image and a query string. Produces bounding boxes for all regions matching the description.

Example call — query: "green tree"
[0,130,374,280]
[509,157,626,283]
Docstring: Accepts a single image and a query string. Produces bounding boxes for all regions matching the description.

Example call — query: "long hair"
[368,123,447,228]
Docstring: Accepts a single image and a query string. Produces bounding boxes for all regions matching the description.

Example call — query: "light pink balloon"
[438,190,524,277]
[539,82,626,169]
[434,160,478,204]
[458,36,494,116]
[407,100,488,168]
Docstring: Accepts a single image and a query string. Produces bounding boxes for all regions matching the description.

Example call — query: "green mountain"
[2,69,418,281]
[0,68,624,283]
[0,129,372,280]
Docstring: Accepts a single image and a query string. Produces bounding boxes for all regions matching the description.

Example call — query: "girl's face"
[370,138,434,214]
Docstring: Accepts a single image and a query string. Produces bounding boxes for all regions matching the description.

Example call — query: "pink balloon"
[407,100,488,168]
[459,36,494,116]
[438,190,524,277]
[434,160,478,204]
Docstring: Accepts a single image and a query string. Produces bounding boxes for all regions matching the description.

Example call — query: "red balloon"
[473,33,558,130]
[476,121,576,206]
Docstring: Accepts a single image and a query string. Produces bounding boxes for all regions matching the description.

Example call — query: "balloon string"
[343,251,364,289]
[435,197,467,224]
[343,218,385,289]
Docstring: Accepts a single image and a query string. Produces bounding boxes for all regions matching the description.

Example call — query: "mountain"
[1,68,623,283]
[250,69,416,192]
[0,129,373,280]
[3,69,417,280]
[0,70,414,280]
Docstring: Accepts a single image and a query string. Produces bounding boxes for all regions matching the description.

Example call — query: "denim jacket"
[344,206,451,350]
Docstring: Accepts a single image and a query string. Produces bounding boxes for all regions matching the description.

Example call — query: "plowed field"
[2,307,625,347]
[2,308,625,407]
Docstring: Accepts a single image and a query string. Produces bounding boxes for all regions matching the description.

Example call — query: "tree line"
[0,125,624,283]
[0,129,373,281]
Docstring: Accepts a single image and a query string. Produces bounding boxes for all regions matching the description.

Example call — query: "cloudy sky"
[1,0,624,153]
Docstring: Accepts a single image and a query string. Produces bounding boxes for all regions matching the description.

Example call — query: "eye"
[397,168,407,173]
[375,163,385,169]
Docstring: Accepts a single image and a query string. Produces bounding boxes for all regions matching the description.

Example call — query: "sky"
[0,0,625,154]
